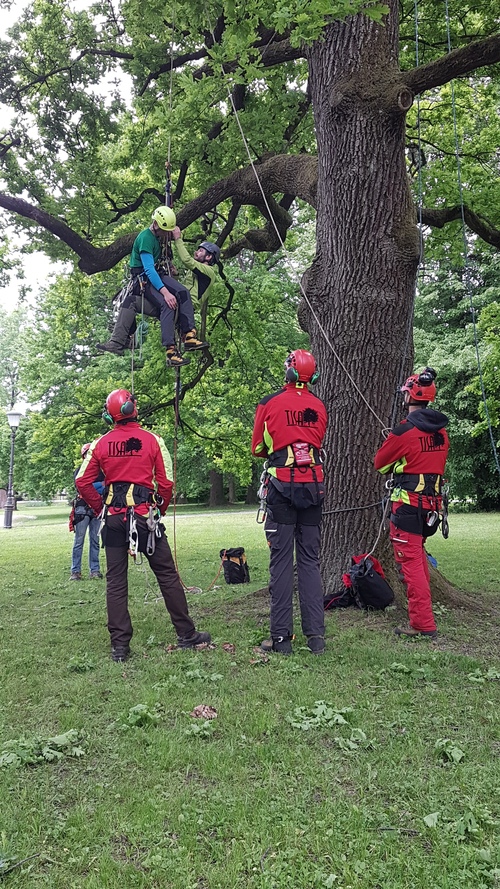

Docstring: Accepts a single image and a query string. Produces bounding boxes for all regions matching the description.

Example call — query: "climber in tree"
[97,207,213,367]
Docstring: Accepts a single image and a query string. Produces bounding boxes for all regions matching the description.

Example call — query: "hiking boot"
[182,329,209,352]
[111,645,130,662]
[394,626,438,640]
[307,635,326,654]
[260,636,293,655]
[177,631,211,649]
[90,571,103,579]
[96,341,125,356]
[166,347,191,367]
[69,572,82,581]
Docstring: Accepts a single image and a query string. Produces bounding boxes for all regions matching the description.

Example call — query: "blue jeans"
[71,513,101,574]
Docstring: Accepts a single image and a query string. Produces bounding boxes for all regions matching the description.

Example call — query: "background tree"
[414,248,500,510]
[1,0,499,589]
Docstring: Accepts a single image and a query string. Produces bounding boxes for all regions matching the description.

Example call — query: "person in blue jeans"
[70,444,105,580]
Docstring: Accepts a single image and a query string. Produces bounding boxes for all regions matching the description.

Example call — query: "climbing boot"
[96,341,125,355]
[394,626,438,640]
[111,645,130,662]
[182,329,209,352]
[307,635,326,655]
[97,307,137,356]
[166,347,191,367]
[177,631,211,649]
[260,636,293,656]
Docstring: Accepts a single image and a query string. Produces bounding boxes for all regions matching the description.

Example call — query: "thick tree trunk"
[227,474,236,503]
[305,7,420,594]
[208,470,225,507]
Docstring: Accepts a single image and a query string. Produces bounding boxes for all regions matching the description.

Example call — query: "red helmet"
[81,443,91,457]
[284,350,319,384]
[103,389,138,423]
[401,367,437,402]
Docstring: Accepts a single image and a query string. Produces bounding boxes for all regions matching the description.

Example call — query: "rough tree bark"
[208,470,225,507]
[305,8,420,594]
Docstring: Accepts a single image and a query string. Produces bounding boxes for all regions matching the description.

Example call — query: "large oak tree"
[1,0,499,590]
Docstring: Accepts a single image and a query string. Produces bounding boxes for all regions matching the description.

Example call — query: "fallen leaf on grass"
[222,643,235,654]
[250,649,270,665]
[190,705,218,719]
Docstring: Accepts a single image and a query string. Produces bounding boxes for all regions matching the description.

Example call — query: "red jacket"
[75,421,173,516]
[252,383,328,483]
[374,408,449,507]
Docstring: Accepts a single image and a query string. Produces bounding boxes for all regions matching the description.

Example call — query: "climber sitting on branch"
[97,206,219,367]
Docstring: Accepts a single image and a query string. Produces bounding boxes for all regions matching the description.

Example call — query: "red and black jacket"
[374,408,449,509]
[252,383,328,483]
[75,421,173,517]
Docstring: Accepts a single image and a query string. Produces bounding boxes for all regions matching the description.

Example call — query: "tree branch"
[421,204,500,249]
[405,35,500,95]
[138,35,303,94]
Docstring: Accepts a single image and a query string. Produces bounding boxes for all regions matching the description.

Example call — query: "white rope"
[201,5,386,429]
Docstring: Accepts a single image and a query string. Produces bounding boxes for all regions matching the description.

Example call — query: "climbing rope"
[200,3,386,430]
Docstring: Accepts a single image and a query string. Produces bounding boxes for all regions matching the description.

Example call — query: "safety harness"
[256,443,324,524]
[101,483,164,558]
[391,472,449,538]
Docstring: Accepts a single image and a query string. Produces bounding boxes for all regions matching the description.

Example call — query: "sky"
[0,3,58,312]
[0,0,128,314]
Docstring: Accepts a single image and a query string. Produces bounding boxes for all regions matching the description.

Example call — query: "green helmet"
[151,206,176,231]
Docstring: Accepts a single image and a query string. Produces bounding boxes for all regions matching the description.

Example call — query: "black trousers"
[264,484,324,639]
[124,275,195,346]
[103,512,195,647]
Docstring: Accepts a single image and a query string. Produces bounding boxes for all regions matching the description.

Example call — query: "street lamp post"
[4,409,23,530]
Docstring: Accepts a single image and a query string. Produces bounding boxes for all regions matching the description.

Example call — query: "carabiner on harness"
[441,484,450,539]
[128,508,139,559]
[256,463,269,524]
[146,505,162,556]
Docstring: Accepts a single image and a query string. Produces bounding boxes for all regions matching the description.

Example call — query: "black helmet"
[199,241,221,265]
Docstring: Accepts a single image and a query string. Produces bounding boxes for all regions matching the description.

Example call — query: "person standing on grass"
[374,367,449,640]
[75,389,211,662]
[251,350,328,656]
[69,443,104,581]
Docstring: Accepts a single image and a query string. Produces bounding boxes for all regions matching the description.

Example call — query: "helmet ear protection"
[120,395,137,416]
[102,391,137,424]
[284,351,320,385]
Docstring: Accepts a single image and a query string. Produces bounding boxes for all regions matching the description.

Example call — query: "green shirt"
[129,228,161,269]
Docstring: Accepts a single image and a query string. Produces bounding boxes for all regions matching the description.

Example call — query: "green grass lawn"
[0,506,499,888]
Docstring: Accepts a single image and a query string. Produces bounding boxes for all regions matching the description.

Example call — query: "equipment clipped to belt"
[256,463,270,524]
[441,483,450,539]
[112,276,134,324]
[219,548,250,584]
[127,505,162,560]
[146,504,162,556]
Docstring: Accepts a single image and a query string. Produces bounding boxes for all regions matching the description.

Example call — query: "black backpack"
[219,548,250,584]
[348,558,394,610]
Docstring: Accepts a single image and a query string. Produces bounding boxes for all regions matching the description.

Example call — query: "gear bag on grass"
[219,548,250,584]
[345,554,395,610]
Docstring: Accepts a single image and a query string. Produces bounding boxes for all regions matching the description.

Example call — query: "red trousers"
[389,521,436,632]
